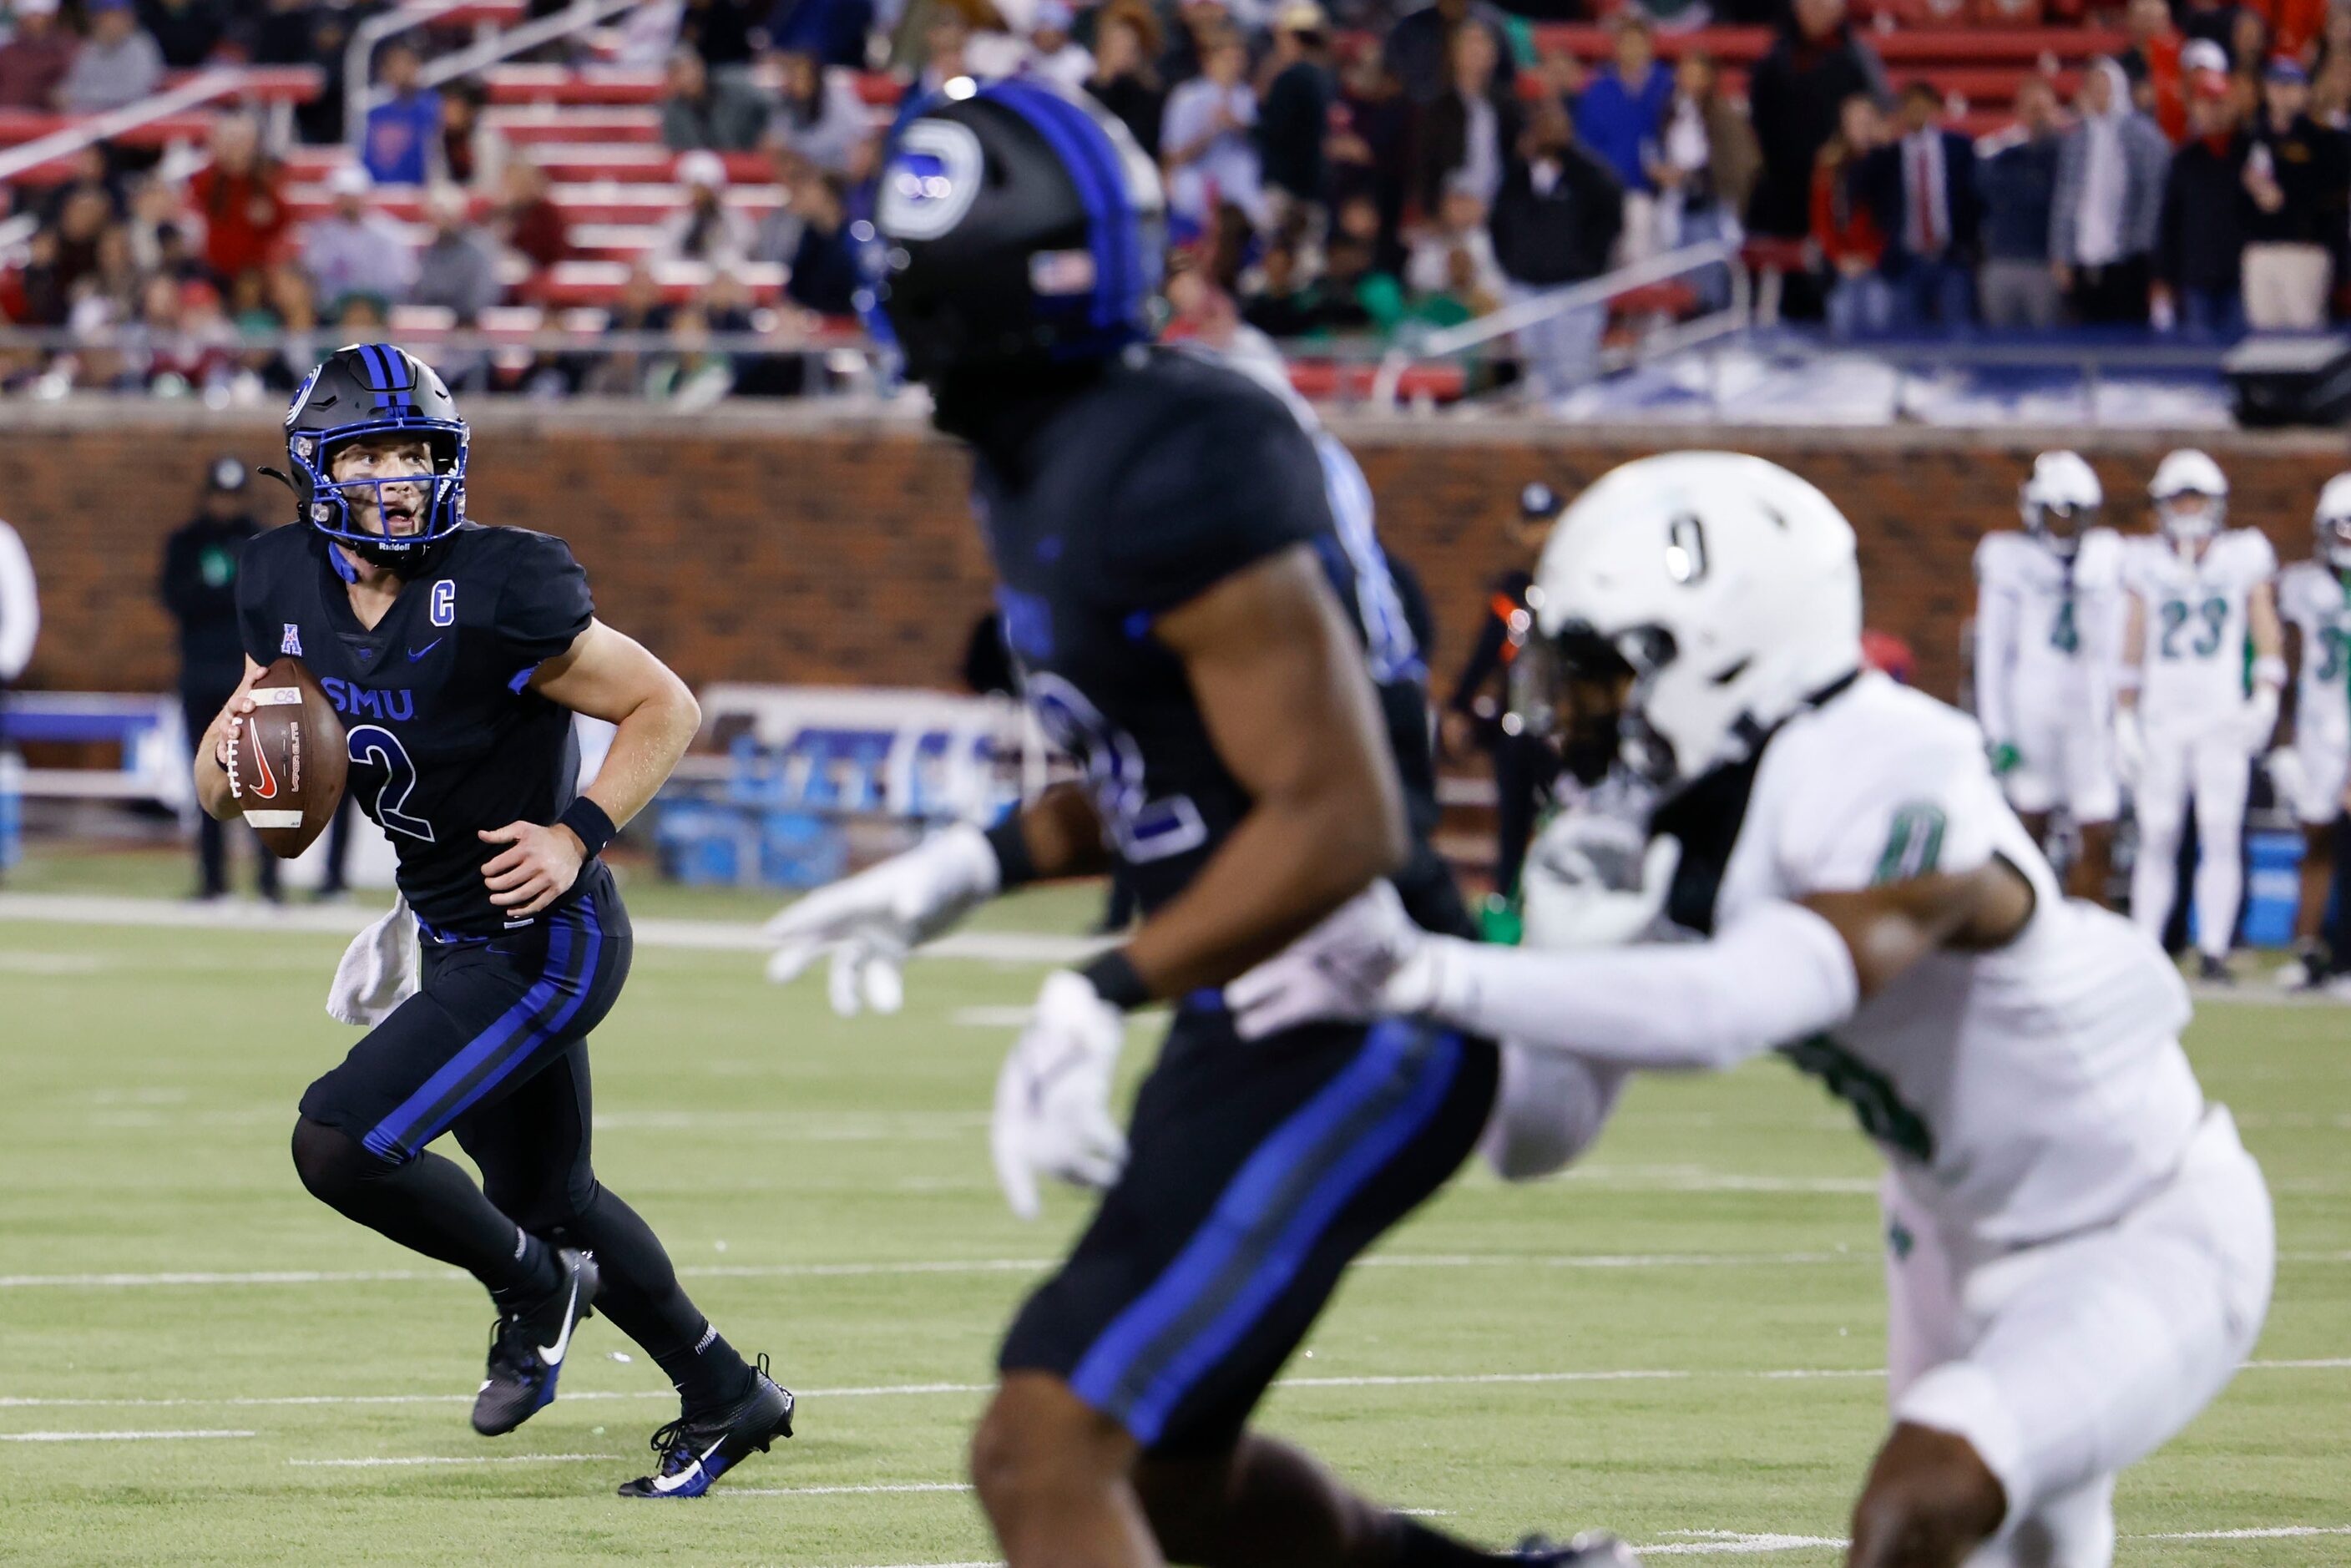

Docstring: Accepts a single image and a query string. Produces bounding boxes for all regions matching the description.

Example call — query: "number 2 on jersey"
[346,724,436,842]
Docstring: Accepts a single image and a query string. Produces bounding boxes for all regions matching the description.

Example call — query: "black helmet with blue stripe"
[872,78,1165,385]
[282,343,468,567]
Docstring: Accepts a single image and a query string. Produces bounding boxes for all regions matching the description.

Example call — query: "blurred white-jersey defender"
[2272,473,2351,988]
[2115,449,2284,979]
[1226,453,2275,1568]
[1972,451,2126,899]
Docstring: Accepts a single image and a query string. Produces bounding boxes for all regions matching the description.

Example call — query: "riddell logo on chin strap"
[242,717,281,799]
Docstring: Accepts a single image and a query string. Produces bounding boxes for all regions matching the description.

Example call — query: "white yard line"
[0,1429,254,1442]
[0,893,1097,966]
[720,1482,975,1497]
[8,1357,2342,1413]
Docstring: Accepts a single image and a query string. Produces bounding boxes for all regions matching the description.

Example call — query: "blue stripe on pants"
[1068,1023,1463,1444]
[360,900,603,1161]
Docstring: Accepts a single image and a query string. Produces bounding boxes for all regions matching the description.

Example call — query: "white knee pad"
[1479,1044,1625,1182]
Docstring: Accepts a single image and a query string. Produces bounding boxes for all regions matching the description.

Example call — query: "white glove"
[1223,882,1423,1041]
[2112,707,2146,788]
[2268,746,2310,820]
[763,822,1001,1015]
[1520,815,1681,951]
[990,969,1128,1220]
[327,893,419,1027]
[2241,683,2282,755]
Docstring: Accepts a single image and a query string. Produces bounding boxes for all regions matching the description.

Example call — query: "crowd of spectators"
[12,0,2351,403]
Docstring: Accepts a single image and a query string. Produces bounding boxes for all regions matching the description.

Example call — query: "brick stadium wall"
[4,407,2347,706]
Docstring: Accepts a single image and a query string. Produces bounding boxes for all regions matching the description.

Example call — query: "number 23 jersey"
[2125,529,2277,721]
[236,522,594,935]
[1707,674,2205,1247]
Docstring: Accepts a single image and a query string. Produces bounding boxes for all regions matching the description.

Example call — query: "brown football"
[226,657,348,857]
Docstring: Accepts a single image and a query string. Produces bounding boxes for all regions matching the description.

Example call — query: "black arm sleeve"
[234,534,280,667]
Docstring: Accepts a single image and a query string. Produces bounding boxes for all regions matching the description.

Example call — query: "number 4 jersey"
[1699,673,2205,1247]
[236,522,594,934]
[2124,529,2278,725]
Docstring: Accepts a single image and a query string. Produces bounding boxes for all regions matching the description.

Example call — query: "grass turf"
[0,888,2346,1565]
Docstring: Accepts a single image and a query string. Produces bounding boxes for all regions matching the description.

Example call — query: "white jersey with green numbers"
[2278,559,2351,751]
[2124,529,2278,724]
[1710,674,2206,1247]
[1971,527,2124,742]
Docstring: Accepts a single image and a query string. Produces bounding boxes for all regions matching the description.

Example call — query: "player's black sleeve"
[1090,400,1332,615]
[492,530,595,669]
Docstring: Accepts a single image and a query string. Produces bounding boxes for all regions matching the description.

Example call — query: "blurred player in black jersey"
[766,82,1631,1568]
[192,345,791,1499]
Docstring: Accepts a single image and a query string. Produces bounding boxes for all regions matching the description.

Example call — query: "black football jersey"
[236,522,594,935]
[973,349,1357,915]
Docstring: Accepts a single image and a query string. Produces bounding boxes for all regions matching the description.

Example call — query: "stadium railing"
[344,0,643,148]
[1365,240,1752,411]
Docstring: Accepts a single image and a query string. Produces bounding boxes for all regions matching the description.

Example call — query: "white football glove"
[763,822,1001,1016]
[1223,882,1424,1041]
[2268,745,2311,821]
[2240,683,2282,755]
[1520,815,1681,951]
[991,969,1129,1221]
[2111,707,2146,788]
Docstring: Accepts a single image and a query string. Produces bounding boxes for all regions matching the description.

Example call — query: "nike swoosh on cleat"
[407,640,442,661]
[537,1278,581,1366]
[650,1438,728,1495]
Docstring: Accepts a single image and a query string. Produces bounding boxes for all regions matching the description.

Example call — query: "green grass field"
[1,865,2347,1565]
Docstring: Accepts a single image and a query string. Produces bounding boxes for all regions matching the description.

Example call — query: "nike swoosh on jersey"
[537,1277,582,1366]
[408,639,442,662]
[651,1439,728,1494]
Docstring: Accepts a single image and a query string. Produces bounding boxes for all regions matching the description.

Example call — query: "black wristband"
[984,814,1039,890]
[557,797,617,861]
[1080,948,1152,1012]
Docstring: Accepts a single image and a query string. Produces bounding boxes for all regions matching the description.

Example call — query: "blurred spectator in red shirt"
[493,158,571,271]
[187,117,288,283]
[0,0,75,110]
[1813,93,1892,337]
[2119,0,2187,139]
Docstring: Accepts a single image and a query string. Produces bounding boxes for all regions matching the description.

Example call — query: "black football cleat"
[616,1355,795,1499]
[1514,1532,1645,1566]
[472,1247,599,1437]
[2197,953,2237,987]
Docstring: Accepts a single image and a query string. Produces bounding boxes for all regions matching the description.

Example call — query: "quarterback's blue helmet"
[282,343,468,566]
[872,78,1165,383]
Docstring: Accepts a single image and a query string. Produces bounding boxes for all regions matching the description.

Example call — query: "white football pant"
[1883,1107,2273,1568]
[2131,721,2253,959]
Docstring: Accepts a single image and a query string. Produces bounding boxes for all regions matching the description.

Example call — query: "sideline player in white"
[1972,452,2125,902]
[2113,449,2284,981]
[1227,453,2276,1568]
[2271,473,2351,990]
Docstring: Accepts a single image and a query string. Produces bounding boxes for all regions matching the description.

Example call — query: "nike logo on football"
[537,1277,581,1366]
[408,639,442,662]
[240,718,280,799]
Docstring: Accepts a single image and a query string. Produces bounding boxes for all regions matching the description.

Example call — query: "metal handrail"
[413,0,644,96]
[1367,239,1747,407]
[0,67,319,185]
